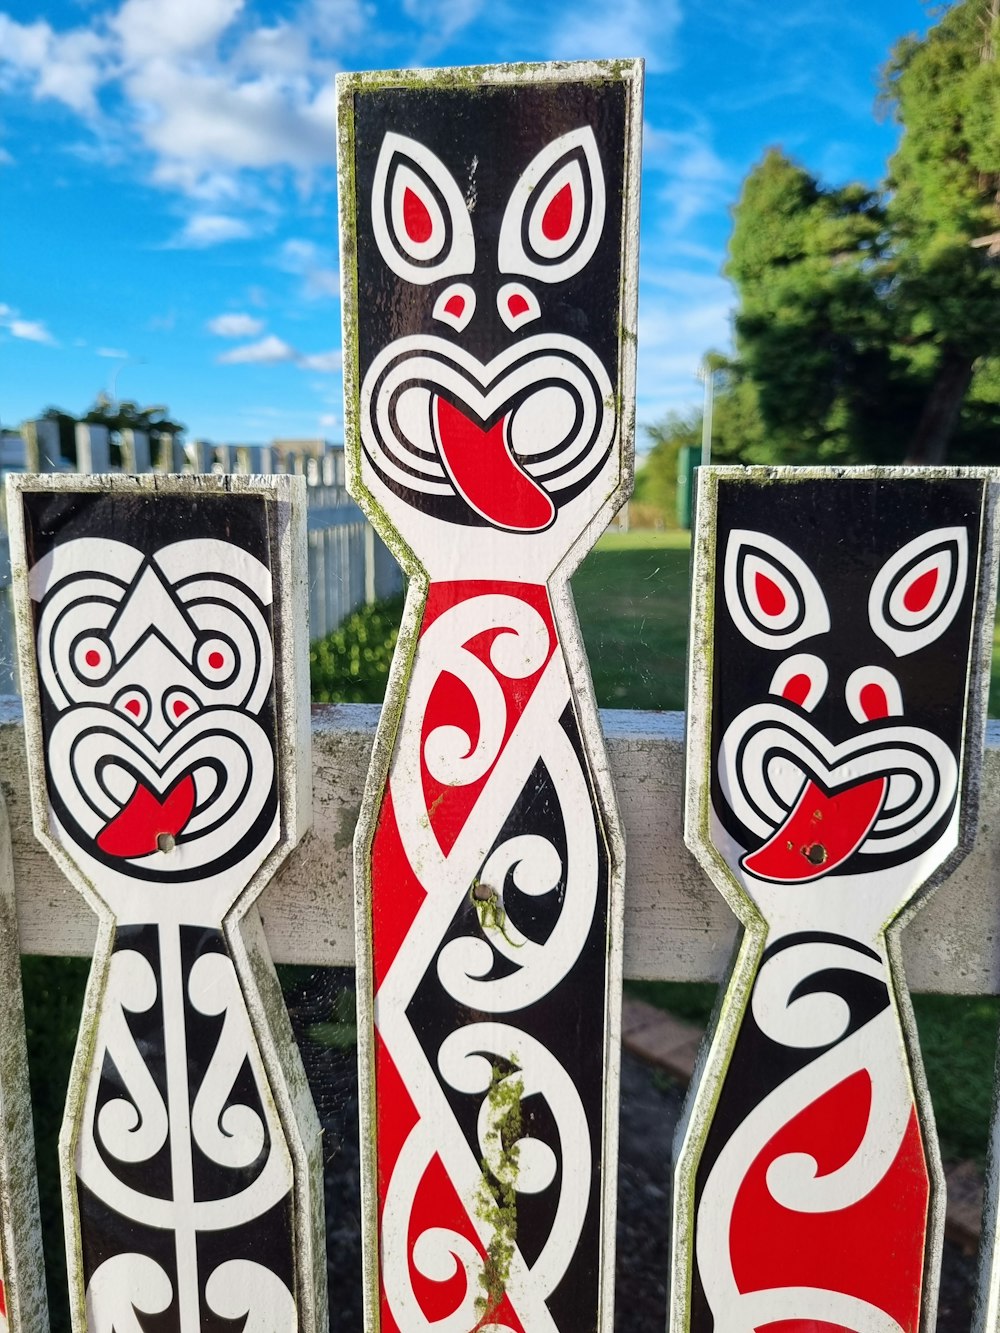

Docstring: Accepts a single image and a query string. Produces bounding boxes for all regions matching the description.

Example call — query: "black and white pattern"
[14,487,306,1333]
[676,471,992,1333]
[349,76,628,550]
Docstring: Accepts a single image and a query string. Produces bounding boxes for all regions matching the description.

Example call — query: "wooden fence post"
[6,473,324,1333]
[0,783,48,1333]
[673,466,1000,1333]
[338,58,643,1331]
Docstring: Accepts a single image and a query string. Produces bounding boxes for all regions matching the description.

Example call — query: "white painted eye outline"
[846,666,903,724]
[724,530,831,649]
[868,526,968,657]
[497,282,541,331]
[73,634,114,683]
[769,654,828,711]
[165,688,200,727]
[196,635,238,687]
[498,126,606,283]
[432,283,476,332]
[113,686,150,727]
[371,132,475,285]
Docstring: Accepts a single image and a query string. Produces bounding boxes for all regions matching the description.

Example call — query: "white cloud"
[0,145,12,165]
[7,317,56,344]
[97,346,129,358]
[644,122,735,234]
[126,58,335,181]
[218,334,297,364]
[114,0,244,63]
[0,16,109,116]
[402,0,485,46]
[300,348,342,372]
[207,312,265,337]
[547,0,681,71]
[0,303,57,344]
[278,238,340,300]
[173,213,253,247]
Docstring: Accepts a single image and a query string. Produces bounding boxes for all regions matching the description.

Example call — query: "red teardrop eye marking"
[756,571,786,617]
[860,683,890,720]
[542,183,573,241]
[125,698,141,717]
[444,293,465,318]
[903,567,938,613]
[173,699,189,718]
[508,293,530,317]
[208,651,225,670]
[403,187,433,244]
[782,673,811,707]
[85,649,101,668]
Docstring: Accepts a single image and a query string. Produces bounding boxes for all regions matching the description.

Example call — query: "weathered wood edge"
[0,785,48,1333]
[2,697,998,994]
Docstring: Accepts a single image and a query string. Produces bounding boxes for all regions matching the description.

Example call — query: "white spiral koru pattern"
[377,593,601,1329]
[697,939,914,1333]
[77,928,295,1332]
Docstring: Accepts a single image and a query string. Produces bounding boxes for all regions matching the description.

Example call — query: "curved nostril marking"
[432,282,476,332]
[497,281,540,331]
[769,653,828,712]
[173,699,190,718]
[124,698,142,718]
[846,666,903,723]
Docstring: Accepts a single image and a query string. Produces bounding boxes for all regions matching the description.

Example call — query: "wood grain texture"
[6,697,999,993]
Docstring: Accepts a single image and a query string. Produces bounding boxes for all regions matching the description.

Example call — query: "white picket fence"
[0,423,404,690]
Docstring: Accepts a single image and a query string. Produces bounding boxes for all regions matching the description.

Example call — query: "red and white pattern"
[679,483,987,1333]
[371,581,606,1331]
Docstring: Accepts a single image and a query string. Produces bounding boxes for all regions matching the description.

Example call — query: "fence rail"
[0,427,404,687]
[5,698,999,993]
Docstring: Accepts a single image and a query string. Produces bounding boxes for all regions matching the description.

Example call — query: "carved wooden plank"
[0,784,48,1333]
[673,467,1000,1333]
[6,474,324,1333]
[338,58,643,1331]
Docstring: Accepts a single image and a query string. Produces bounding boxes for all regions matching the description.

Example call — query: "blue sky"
[0,0,935,448]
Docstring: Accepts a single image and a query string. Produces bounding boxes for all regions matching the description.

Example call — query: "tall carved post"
[8,474,325,1333]
[674,467,1000,1333]
[0,786,48,1333]
[338,60,643,1331]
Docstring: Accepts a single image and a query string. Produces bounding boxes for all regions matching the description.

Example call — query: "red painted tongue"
[97,774,196,858]
[434,397,555,531]
[742,775,887,881]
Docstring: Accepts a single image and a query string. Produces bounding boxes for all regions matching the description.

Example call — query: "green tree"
[881,0,1000,462]
[636,410,700,525]
[725,149,919,465]
[651,2,1000,470]
[83,393,185,440]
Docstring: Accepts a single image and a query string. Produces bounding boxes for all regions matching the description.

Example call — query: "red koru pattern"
[690,482,984,1333]
[370,579,610,1331]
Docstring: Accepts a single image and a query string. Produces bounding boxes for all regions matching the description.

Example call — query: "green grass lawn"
[571,529,692,710]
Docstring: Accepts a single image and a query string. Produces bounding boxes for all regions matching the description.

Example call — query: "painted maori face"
[351,80,627,537]
[25,495,279,887]
[709,477,984,884]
